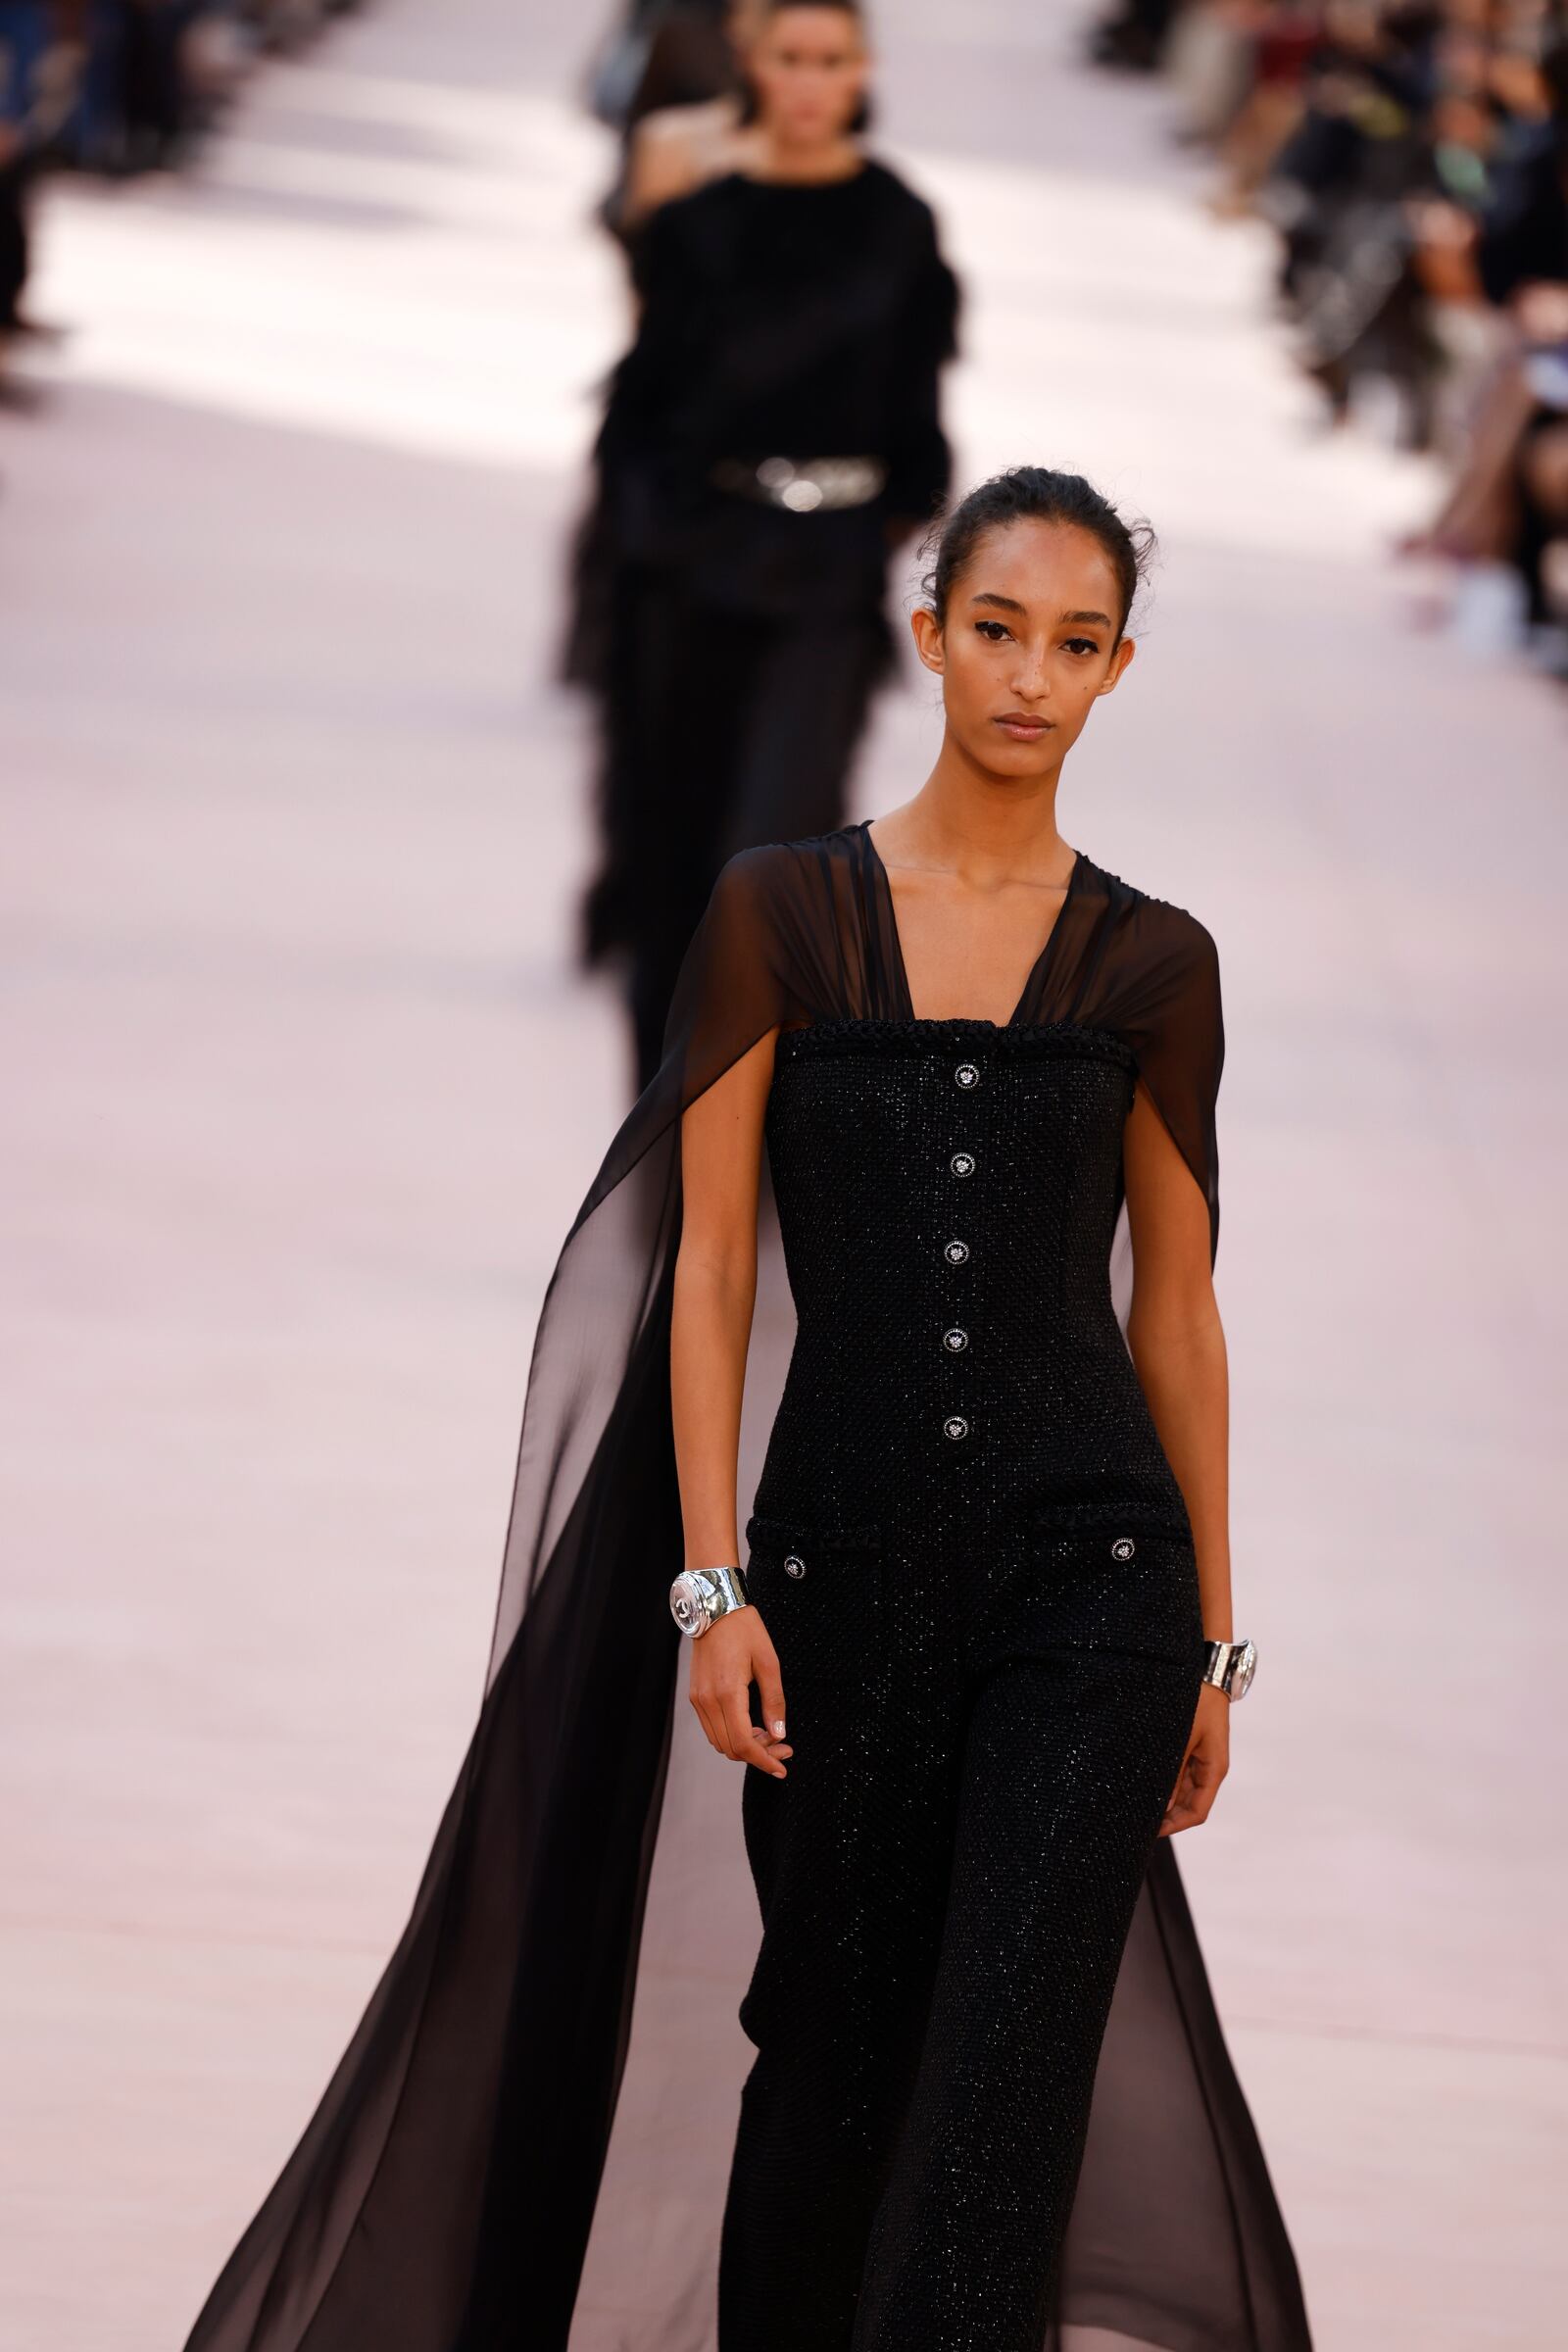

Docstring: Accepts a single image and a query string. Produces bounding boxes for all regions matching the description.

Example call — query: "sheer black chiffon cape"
[182,824,1313,2352]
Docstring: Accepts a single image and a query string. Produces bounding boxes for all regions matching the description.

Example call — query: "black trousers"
[717,1525,1204,2352]
[581,565,890,1093]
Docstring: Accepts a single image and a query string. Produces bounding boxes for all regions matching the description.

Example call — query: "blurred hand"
[1160,1681,1230,1835]
[1405,195,1476,251]
[688,1608,792,1779]
[1516,281,1568,344]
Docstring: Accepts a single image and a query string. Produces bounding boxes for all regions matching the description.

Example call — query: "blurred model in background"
[567,0,960,1092]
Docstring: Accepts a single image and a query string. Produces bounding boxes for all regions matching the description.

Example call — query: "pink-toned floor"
[2,4,1564,2347]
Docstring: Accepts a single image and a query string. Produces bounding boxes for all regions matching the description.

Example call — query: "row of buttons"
[945,1058,980,1443]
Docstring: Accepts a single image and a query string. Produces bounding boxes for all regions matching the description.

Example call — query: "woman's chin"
[965,733,1058,782]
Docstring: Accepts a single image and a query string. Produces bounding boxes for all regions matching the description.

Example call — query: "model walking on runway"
[183,468,1312,2352]
[566,0,959,1090]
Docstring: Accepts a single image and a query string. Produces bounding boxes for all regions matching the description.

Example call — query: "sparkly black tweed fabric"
[717,1020,1206,2351]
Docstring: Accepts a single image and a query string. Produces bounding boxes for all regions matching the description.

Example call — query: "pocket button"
[1110,1536,1136,1561]
[783,1553,807,1580]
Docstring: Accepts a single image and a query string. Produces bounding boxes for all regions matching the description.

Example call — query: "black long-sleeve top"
[593,160,960,608]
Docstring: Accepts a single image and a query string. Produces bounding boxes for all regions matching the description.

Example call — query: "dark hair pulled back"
[921,467,1157,645]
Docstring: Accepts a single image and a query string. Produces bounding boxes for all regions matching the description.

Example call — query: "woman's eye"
[1063,636,1101,657]
[974,621,1011,643]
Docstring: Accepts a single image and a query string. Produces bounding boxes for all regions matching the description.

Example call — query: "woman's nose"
[1011,644,1051,700]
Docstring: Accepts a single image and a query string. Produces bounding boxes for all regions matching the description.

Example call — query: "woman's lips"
[994,713,1053,740]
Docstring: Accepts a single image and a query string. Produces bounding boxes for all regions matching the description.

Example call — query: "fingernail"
[772,1720,786,1739]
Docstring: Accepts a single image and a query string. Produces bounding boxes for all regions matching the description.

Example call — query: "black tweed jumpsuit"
[175,818,1311,2352]
[716,827,1218,2352]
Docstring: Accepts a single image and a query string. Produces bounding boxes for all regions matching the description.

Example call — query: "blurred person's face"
[1435,27,1490,96]
[910,519,1136,782]
[1322,0,1383,56]
[746,7,870,147]
[1489,47,1549,113]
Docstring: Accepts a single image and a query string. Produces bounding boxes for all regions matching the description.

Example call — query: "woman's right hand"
[688,1609,792,1779]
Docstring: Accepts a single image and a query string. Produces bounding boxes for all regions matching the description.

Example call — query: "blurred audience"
[1091,0,1568,671]
[0,1,363,392]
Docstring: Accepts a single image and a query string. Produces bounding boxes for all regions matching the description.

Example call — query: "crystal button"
[950,1151,976,1179]
[943,1327,968,1353]
[943,1415,969,1442]
[944,1238,970,1266]
[1110,1537,1135,1562]
[784,1553,807,1580]
[955,1061,980,1089]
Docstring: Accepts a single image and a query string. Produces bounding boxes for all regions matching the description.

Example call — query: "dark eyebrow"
[968,594,1112,628]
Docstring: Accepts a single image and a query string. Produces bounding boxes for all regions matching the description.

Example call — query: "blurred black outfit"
[1478,115,1568,628]
[1475,115,1568,308]
[566,161,959,1089]
[183,824,1314,2352]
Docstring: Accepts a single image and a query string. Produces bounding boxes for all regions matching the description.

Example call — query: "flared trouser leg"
[718,1645,1200,2352]
[716,1660,963,2352]
[852,1648,1200,2351]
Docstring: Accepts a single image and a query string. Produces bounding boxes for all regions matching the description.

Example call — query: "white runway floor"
[2,3,1564,2345]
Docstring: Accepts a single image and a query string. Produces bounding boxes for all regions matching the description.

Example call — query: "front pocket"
[743,1511,882,1684]
[1016,1518,1204,1667]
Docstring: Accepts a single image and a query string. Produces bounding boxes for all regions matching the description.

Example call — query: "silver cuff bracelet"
[669,1563,750,1639]
[1201,1637,1257,1700]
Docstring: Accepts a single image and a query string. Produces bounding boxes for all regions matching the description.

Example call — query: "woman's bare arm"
[623,113,701,234]
[1122,1079,1233,1834]
[672,1029,793,1779]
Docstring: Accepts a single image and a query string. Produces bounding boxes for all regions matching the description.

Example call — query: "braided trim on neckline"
[774,1017,1136,1068]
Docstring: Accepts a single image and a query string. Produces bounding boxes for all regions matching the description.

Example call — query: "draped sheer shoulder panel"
[181,822,1306,2352]
[1019,855,1224,1265]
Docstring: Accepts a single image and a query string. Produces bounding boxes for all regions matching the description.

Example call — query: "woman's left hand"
[1159,1681,1230,1836]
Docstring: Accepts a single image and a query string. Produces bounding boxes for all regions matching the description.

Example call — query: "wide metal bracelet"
[669,1563,749,1640]
[1201,1637,1257,1701]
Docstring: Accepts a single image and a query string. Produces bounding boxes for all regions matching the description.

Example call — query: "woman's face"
[746,7,870,146]
[911,518,1136,779]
